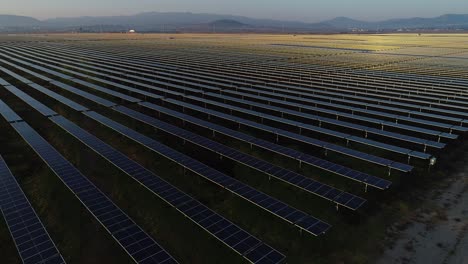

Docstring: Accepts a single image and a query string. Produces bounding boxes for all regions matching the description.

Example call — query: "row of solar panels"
[234,57,468,100]
[10,45,459,148]
[0,41,464,214]
[0,59,366,212]
[85,40,468,88]
[0,50,410,176]
[0,47,396,214]
[34,44,468,106]
[33,45,464,131]
[0,78,287,263]
[0,47,429,171]
[0,48,394,256]
[2,41,464,262]
[1,42,462,105]
[0,57,392,192]
[217,45,468,89]
[12,44,435,163]
[37,42,468,104]
[11,44,466,135]
[0,101,180,264]
[10,57,438,168]
[0,155,66,264]
[9,44,468,130]
[140,46,468,89]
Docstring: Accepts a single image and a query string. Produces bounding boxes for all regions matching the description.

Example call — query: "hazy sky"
[2,0,468,22]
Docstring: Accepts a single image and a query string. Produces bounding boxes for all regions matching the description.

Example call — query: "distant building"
[129,29,136,33]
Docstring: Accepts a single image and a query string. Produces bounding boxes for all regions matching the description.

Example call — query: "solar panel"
[397,115,468,133]
[0,55,74,81]
[0,101,178,264]
[387,122,457,140]
[49,81,116,108]
[83,74,165,101]
[29,83,89,112]
[0,59,52,83]
[83,110,331,236]
[49,115,285,263]
[348,136,432,159]
[0,156,66,264]
[2,85,58,117]
[71,79,142,103]
[407,110,467,127]
[0,100,22,123]
[0,77,10,86]
[0,66,34,85]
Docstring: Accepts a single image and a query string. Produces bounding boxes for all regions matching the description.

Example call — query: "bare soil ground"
[378,163,468,264]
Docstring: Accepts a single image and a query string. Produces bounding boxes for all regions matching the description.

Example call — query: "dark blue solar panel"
[0,66,35,85]
[49,81,116,108]
[0,77,10,86]
[0,100,23,123]
[84,110,330,236]
[390,162,415,172]
[0,59,53,82]
[0,156,66,264]
[3,85,58,117]
[28,83,89,112]
[71,79,142,103]
[0,63,89,114]
[49,115,285,263]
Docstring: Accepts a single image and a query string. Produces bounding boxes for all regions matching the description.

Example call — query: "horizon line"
[2,11,467,24]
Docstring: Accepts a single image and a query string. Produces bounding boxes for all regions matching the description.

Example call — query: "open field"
[0,33,467,264]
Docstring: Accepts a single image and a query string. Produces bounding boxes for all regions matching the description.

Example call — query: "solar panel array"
[0,77,285,263]
[1,68,333,236]
[0,156,66,264]
[50,112,285,263]
[0,35,467,262]
[84,110,331,235]
[137,102,391,190]
[0,100,179,264]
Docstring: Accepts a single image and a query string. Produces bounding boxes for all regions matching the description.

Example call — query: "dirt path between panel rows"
[378,162,468,264]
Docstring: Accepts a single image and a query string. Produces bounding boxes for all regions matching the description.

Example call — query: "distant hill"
[321,14,468,30]
[209,19,248,28]
[2,12,468,33]
[322,17,371,29]
[0,15,41,27]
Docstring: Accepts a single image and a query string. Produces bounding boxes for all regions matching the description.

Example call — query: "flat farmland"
[0,33,467,264]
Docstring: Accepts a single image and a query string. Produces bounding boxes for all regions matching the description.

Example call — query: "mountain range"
[1,12,468,33]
